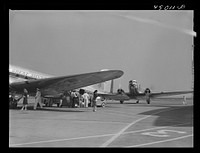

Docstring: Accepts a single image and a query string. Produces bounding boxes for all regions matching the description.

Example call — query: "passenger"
[83,92,90,108]
[144,88,151,104]
[92,90,98,112]
[71,90,78,107]
[59,98,63,107]
[183,96,187,105]
[79,94,85,108]
[71,90,79,108]
[71,91,75,107]
[34,88,43,110]
[66,93,71,107]
[21,88,28,111]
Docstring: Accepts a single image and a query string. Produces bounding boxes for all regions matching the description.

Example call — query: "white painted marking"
[100,107,187,147]
[10,122,192,147]
[10,133,115,147]
[123,134,193,147]
[142,129,186,137]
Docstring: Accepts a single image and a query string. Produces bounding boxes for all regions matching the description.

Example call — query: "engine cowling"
[117,88,125,104]
[117,88,124,94]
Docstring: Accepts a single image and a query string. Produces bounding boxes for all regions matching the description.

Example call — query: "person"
[83,92,90,108]
[144,88,151,104]
[66,92,71,107]
[59,98,63,107]
[34,88,43,110]
[21,88,28,110]
[71,90,76,108]
[92,90,98,112]
[183,95,187,105]
[79,94,85,108]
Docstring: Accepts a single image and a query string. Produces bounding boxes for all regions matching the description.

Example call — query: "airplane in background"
[9,64,124,108]
[98,80,193,104]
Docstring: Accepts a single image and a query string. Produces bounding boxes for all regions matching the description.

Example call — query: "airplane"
[9,64,124,108]
[98,79,193,104]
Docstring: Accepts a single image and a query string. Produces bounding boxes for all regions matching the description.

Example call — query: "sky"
[9,10,194,92]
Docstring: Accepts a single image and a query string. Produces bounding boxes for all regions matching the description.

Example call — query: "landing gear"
[146,98,150,104]
[120,100,124,104]
[136,100,139,103]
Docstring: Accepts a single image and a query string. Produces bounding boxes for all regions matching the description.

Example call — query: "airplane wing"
[148,90,193,98]
[10,70,123,97]
[98,93,130,101]
[99,90,193,101]
[128,90,193,100]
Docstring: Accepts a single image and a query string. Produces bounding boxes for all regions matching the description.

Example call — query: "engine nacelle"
[117,88,124,94]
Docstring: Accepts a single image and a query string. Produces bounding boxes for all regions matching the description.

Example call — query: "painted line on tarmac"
[10,133,115,147]
[100,107,187,147]
[122,122,192,135]
[123,134,193,147]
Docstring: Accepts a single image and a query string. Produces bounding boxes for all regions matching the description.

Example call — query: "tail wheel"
[120,100,124,104]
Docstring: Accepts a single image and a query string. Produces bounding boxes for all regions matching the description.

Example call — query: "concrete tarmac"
[9,98,193,147]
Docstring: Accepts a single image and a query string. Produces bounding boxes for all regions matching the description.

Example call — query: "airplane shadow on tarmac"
[139,105,193,127]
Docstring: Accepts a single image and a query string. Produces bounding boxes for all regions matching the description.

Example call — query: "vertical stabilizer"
[92,80,113,93]
[91,69,114,93]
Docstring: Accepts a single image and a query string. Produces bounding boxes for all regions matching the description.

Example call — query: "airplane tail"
[91,69,114,93]
[91,80,114,93]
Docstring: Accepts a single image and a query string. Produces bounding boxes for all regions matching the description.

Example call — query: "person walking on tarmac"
[34,88,43,110]
[92,90,98,112]
[21,88,28,110]
[83,92,90,108]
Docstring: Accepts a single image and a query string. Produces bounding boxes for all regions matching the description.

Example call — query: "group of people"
[20,88,98,112]
[21,88,43,111]
[70,89,98,112]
